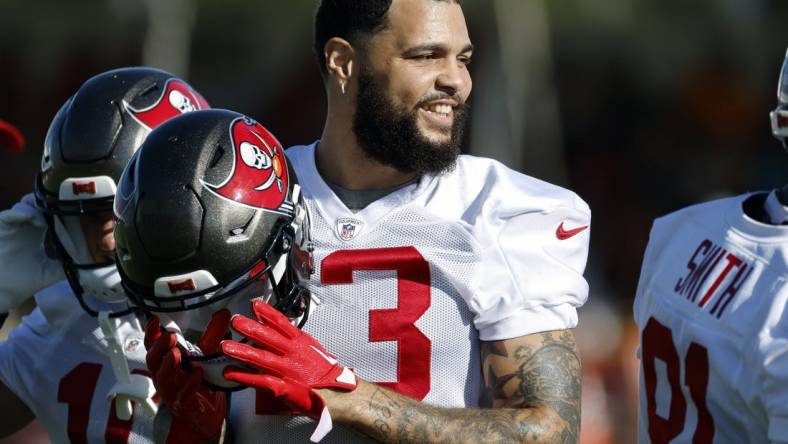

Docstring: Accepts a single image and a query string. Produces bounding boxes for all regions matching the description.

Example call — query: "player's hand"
[144,310,230,444]
[221,300,357,441]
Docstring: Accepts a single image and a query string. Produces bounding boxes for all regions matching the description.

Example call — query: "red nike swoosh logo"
[556,222,588,240]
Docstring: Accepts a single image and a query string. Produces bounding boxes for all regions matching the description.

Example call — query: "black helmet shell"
[114,109,302,311]
[39,67,209,203]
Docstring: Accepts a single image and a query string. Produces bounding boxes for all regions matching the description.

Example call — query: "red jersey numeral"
[321,247,432,400]
[642,317,714,443]
[57,363,141,444]
[58,363,102,444]
[255,246,433,412]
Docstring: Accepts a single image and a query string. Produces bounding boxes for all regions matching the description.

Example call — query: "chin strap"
[98,311,158,420]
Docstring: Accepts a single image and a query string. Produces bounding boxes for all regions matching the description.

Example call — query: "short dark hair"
[313,0,392,78]
[313,0,460,78]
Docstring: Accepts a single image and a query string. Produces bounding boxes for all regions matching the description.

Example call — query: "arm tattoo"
[343,330,581,444]
[518,331,581,441]
[362,384,542,444]
[482,330,581,442]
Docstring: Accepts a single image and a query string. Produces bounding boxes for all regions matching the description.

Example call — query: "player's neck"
[317,119,418,191]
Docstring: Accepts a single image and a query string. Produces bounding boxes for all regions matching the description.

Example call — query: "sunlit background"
[1,1,787,442]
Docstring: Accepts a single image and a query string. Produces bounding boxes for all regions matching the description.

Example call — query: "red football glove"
[145,310,230,444]
[221,300,357,441]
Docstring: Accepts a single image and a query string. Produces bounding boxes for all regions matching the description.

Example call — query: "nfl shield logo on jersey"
[336,218,363,241]
[124,335,144,354]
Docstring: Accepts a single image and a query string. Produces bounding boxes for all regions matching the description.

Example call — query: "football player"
[113,108,314,443]
[633,47,788,443]
[172,1,589,443]
[0,67,210,443]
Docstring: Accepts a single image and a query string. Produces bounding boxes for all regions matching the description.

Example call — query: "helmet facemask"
[121,206,312,320]
[35,67,210,320]
[125,195,314,391]
[35,172,132,318]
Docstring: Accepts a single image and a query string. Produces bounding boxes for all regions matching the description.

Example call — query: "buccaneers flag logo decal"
[123,79,209,130]
[202,117,290,212]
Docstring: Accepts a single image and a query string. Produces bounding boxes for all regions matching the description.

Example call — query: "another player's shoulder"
[4,307,48,344]
[636,192,786,334]
[31,280,85,329]
[652,194,747,234]
[284,143,313,174]
[644,193,761,267]
[0,193,43,227]
[429,154,589,221]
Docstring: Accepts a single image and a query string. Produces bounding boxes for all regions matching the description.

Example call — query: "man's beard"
[352,68,468,176]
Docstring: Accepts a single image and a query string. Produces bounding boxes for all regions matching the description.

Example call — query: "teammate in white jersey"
[634,48,788,444]
[0,67,211,443]
[133,1,588,443]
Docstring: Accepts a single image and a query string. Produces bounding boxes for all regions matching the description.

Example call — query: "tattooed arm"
[319,329,581,444]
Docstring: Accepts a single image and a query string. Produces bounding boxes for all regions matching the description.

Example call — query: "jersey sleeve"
[470,194,591,341]
[757,287,788,442]
[0,193,64,312]
[0,309,49,413]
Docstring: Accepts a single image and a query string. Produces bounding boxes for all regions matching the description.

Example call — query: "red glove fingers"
[222,368,285,395]
[222,367,320,413]
[155,346,182,404]
[220,340,289,377]
[247,298,298,339]
[221,299,357,413]
[224,313,292,354]
[147,332,177,375]
[142,313,229,443]
[197,309,231,355]
[144,316,161,349]
[222,301,354,442]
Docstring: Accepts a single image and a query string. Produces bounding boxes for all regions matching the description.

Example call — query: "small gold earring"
[340,82,346,95]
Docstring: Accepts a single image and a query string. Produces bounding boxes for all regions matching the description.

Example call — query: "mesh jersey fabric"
[229,143,591,443]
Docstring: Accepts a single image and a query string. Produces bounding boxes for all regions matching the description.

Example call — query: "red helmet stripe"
[203,118,289,211]
[125,79,209,130]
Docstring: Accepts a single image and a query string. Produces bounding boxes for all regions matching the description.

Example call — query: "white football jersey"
[229,143,591,443]
[0,281,154,444]
[634,193,788,444]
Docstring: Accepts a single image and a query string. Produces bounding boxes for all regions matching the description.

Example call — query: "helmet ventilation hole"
[209,145,225,168]
[119,247,131,261]
[230,215,255,237]
[138,82,159,98]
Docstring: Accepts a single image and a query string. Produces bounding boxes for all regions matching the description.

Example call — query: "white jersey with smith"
[634,193,788,443]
